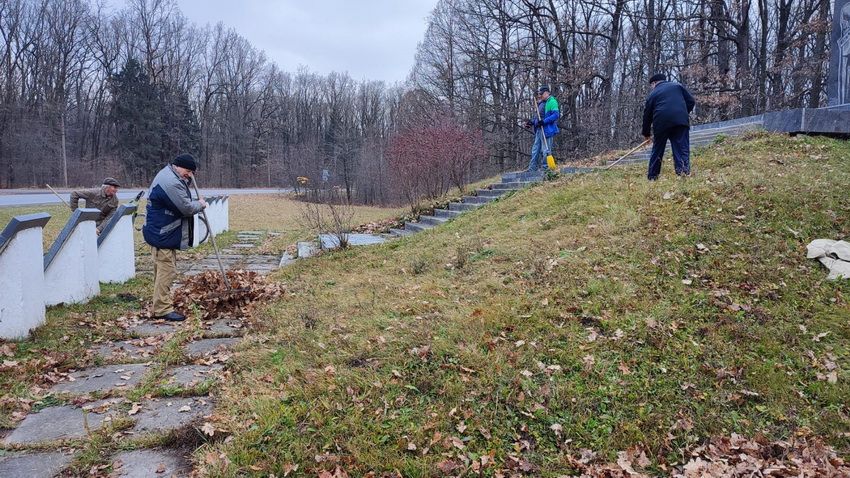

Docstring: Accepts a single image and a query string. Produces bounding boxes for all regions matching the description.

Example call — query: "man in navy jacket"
[642,74,696,180]
[142,153,207,321]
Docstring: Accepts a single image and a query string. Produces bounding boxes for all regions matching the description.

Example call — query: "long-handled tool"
[189,176,249,298]
[532,99,557,171]
[603,139,650,170]
[46,184,70,207]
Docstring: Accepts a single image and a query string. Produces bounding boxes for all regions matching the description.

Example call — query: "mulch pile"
[173,269,286,320]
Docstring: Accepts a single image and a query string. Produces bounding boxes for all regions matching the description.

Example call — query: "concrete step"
[434,208,462,219]
[449,202,481,212]
[492,181,534,190]
[461,195,495,205]
[502,171,545,182]
[390,228,413,237]
[418,215,449,227]
[476,188,508,198]
[610,121,763,165]
[404,221,433,233]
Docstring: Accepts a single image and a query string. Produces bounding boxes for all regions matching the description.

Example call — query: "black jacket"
[641,81,695,137]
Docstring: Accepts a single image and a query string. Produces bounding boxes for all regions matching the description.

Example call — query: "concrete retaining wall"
[97,204,137,283]
[0,213,51,339]
[192,196,229,247]
[43,209,101,306]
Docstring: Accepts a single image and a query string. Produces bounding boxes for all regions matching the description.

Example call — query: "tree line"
[0,0,833,204]
[412,0,832,169]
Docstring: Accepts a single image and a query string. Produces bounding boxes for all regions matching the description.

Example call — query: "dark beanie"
[649,73,666,84]
[172,153,197,171]
[537,86,550,94]
[102,177,121,187]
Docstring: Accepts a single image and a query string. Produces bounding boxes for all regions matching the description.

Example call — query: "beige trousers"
[152,247,177,316]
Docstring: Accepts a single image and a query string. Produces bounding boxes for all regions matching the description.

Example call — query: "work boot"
[155,311,186,322]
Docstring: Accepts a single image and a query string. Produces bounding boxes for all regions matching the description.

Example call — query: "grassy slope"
[200,133,850,475]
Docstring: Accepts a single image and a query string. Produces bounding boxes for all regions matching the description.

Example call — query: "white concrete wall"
[98,214,135,283]
[0,228,46,339]
[190,197,228,246]
[222,197,230,233]
[44,220,99,306]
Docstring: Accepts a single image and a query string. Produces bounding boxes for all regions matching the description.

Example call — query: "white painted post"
[0,213,51,340]
[43,209,101,306]
[97,204,136,283]
[222,196,230,233]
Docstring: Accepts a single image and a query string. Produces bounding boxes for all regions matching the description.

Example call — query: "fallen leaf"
[437,460,457,473]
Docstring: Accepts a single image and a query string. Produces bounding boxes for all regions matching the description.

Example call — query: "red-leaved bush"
[387,114,485,212]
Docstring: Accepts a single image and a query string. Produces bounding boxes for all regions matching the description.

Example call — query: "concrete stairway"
[390,167,593,237]
[613,120,763,166]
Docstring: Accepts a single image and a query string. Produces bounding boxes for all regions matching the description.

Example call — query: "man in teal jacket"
[524,86,560,172]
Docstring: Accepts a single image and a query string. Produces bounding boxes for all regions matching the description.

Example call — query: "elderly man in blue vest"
[142,153,207,322]
[642,73,696,180]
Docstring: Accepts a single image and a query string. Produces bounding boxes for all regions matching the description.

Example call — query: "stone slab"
[199,318,246,336]
[52,363,150,395]
[127,396,214,436]
[92,339,158,360]
[111,448,193,477]
[183,338,240,359]
[126,321,183,338]
[319,233,386,249]
[230,243,256,248]
[297,241,319,258]
[1,398,125,444]
[161,364,224,388]
[279,251,296,266]
[0,451,75,477]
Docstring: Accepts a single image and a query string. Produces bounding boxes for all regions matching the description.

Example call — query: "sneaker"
[155,312,186,322]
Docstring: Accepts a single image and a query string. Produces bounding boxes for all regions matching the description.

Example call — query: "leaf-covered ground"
[190,132,850,476]
[1,133,849,476]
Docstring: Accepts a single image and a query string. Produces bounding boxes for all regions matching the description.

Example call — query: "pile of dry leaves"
[173,269,286,320]
[567,434,849,477]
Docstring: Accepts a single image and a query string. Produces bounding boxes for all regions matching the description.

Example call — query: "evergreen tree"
[159,85,202,162]
[109,58,164,182]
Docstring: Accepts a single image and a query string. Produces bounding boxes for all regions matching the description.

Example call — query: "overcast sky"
[174,0,437,84]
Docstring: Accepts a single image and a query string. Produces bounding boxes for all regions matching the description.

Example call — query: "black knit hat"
[649,73,666,84]
[537,86,550,94]
[172,153,197,171]
[102,177,121,187]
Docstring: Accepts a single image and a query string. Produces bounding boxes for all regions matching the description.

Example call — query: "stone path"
[0,309,243,476]
[183,230,283,276]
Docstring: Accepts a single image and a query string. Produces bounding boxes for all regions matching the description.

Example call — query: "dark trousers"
[648,125,690,180]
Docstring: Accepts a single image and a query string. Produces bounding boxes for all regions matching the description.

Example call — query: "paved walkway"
[0,232,279,476]
[0,311,239,476]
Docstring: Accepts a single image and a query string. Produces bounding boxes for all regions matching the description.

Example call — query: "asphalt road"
[0,188,291,207]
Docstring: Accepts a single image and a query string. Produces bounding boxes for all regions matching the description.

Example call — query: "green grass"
[2,132,849,476]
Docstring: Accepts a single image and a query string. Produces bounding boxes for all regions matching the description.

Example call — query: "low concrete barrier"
[97,204,137,283]
[43,209,101,306]
[192,196,229,247]
[0,213,51,339]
